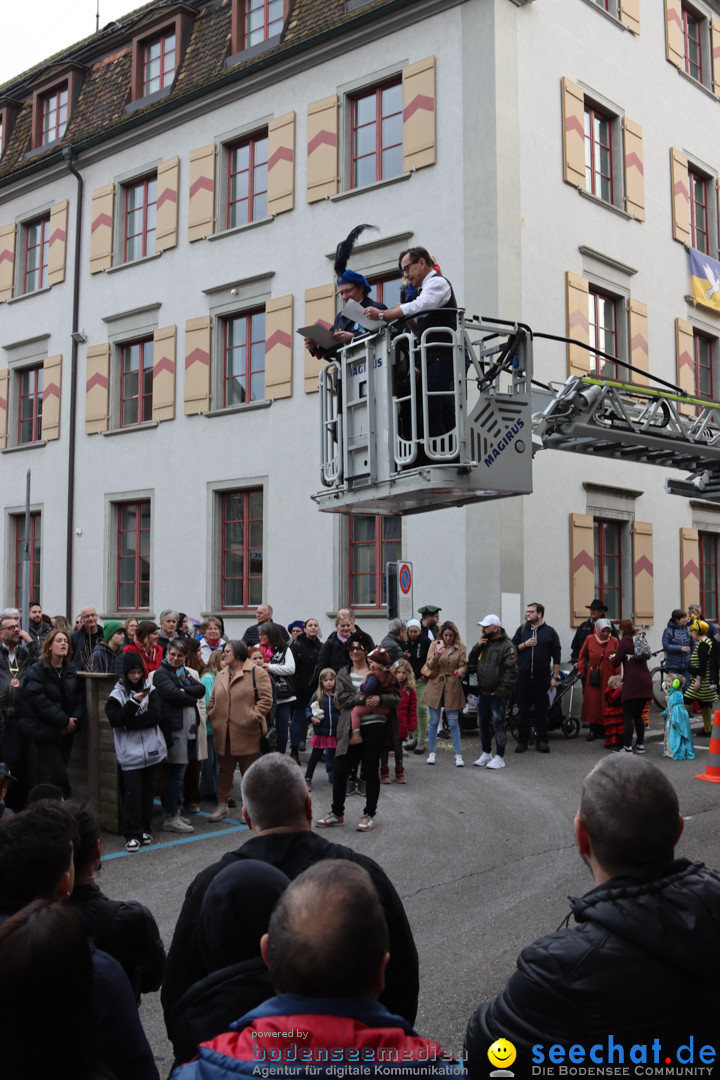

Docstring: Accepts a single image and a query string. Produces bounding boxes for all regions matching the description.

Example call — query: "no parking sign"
[386,561,413,621]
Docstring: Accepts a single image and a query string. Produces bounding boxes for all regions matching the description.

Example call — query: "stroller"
[507,665,581,742]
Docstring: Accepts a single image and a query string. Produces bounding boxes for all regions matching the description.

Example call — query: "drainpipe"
[62,146,83,618]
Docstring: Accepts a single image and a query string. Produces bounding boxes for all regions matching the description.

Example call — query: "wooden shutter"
[304,284,335,393]
[264,294,293,399]
[0,369,8,448]
[307,96,338,203]
[267,113,295,216]
[152,325,176,422]
[0,222,16,301]
[402,55,436,172]
[42,354,62,441]
[561,77,585,189]
[676,316,695,416]
[628,298,649,387]
[566,272,590,377]
[47,200,68,285]
[670,148,690,244]
[633,521,654,624]
[570,513,595,625]
[90,184,114,273]
[680,527,700,611]
[712,20,720,97]
[184,316,211,414]
[156,156,179,251]
[619,0,640,34]
[665,0,684,67]
[85,344,110,434]
[188,145,215,242]
[623,118,645,222]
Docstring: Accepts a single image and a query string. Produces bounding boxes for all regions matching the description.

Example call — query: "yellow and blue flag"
[689,249,720,313]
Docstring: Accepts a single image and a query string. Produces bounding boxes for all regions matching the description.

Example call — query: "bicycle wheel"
[650,666,666,709]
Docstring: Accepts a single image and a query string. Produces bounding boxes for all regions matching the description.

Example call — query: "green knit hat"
[104,620,123,642]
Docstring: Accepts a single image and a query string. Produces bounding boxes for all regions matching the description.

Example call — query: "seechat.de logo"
[488,1038,517,1077]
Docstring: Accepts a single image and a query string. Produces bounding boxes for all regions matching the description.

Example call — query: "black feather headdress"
[334,224,378,278]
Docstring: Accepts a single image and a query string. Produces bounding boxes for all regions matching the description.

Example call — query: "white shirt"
[400,269,452,317]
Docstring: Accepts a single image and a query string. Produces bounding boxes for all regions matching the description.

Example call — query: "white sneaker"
[455,755,465,767]
[161,815,194,833]
[426,752,436,764]
[486,755,506,770]
[474,752,493,767]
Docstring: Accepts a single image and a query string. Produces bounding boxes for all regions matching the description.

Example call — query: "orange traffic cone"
[694,710,720,783]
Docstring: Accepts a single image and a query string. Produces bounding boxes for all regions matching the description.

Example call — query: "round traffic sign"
[399,563,412,594]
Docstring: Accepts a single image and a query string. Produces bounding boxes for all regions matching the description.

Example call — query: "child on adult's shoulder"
[604,674,624,750]
[349,647,397,746]
[305,668,339,791]
[380,659,416,784]
[662,674,694,760]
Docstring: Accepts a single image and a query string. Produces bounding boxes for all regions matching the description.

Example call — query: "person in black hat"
[417,605,441,642]
[571,599,612,665]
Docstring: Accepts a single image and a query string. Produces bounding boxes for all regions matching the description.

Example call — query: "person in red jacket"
[380,659,416,784]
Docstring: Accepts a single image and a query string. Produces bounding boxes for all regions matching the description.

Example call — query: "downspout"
[61,146,83,618]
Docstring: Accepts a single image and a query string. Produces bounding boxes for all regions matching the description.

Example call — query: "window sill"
[124,84,173,115]
[7,285,52,304]
[208,216,275,243]
[25,135,64,161]
[675,65,719,104]
[331,171,411,203]
[2,440,47,454]
[578,0,625,29]
[105,251,163,274]
[225,35,281,69]
[101,421,160,437]
[204,398,272,418]
[576,187,632,220]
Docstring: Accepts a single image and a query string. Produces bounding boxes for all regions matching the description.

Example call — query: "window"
[227,133,268,228]
[689,167,709,253]
[243,0,284,47]
[221,489,263,608]
[700,531,719,620]
[370,273,404,310]
[13,512,41,608]
[120,339,154,427]
[594,518,622,621]
[222,310,265,406]
[23,215,50,294]
[693,330,714,400]
[41,86,68,145]
[350,81,403,189]
[584,104,613,203]
[588,288,619,378]
[117,501,150,611]
[124,175,157,262]
[143,31,176,95]
[683,5,703,81]
[18,365,43,444]
[349,515,402,607]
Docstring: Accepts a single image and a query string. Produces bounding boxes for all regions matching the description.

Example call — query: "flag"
[689,248,720,312]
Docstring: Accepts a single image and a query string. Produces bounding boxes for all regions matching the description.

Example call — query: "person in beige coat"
[207,639,273,821]
[421,620,467,767]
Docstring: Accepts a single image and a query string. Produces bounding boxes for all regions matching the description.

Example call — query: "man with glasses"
[70,606,104,671]
[0,614,36,806]
[304,270,387,362]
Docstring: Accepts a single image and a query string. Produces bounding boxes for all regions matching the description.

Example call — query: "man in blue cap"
[305,269,386,361]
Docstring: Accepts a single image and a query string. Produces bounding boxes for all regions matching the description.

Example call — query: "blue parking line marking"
[102,819,248,859]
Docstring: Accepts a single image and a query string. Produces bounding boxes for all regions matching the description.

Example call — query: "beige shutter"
[304,284,336,392]
[623,118,645,222]
[665,0,684,67]
[680,527,700,611]
[570,513,595,625]
[712,20,720,97]
[633,521,654,624]
[47,200,68,285]
[188,144,216,242]
[0,369,9,448]
[670,148,690,244]
[41,354,62,441]
[90,184,114,273]
[402,55,436,172]
[628,298,649,387]
[0,222,16,301]
[152,325,176,422]
[307,96,338,203]
[85,344,110,434]
[264,294,293,399]
[267,113,295,216]
[156,156,179,251]
[184,316,211,414]
[619,0,640,34]
[561,77,585,189]
[566,272,590,377]
[676,316,695,416]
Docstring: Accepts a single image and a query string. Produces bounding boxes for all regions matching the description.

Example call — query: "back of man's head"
[64,801,100,874]
[579,756,680,875]
[0,801,78,906]
[242,754,309,831]
[267,861,389,998]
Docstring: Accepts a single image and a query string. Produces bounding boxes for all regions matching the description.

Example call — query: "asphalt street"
[98,719,720,1078]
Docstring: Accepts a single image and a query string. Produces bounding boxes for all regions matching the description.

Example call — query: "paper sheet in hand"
[297,324,337,350]
[342,298,384,331]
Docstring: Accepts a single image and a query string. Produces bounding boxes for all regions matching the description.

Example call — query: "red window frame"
[143,31,176,95]
[223,310,266,406]
[24,215,49,293]
[221,489,264,609]
[14,512,41,608]
[693,331,714,400]
[242,0,284,48]
[370,274,404,310]
[689,168,709,253]
[349,514,402,608]
[593,518,622,623]
[588,288,619,379]
[120,339,154,428]
[117,501,151,612]
[700,532,719,621]
[18,364,43,445]
[124,175,157,262]
[683,6,703,82]
[584,104,613,204]
[41,86,68,144]
[227,133,268,228]
[350,80,403,189]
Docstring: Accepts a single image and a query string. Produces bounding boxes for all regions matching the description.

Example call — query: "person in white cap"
[466,615,518,770]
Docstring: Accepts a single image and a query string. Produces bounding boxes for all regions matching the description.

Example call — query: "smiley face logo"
[488,1038,517,1069]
